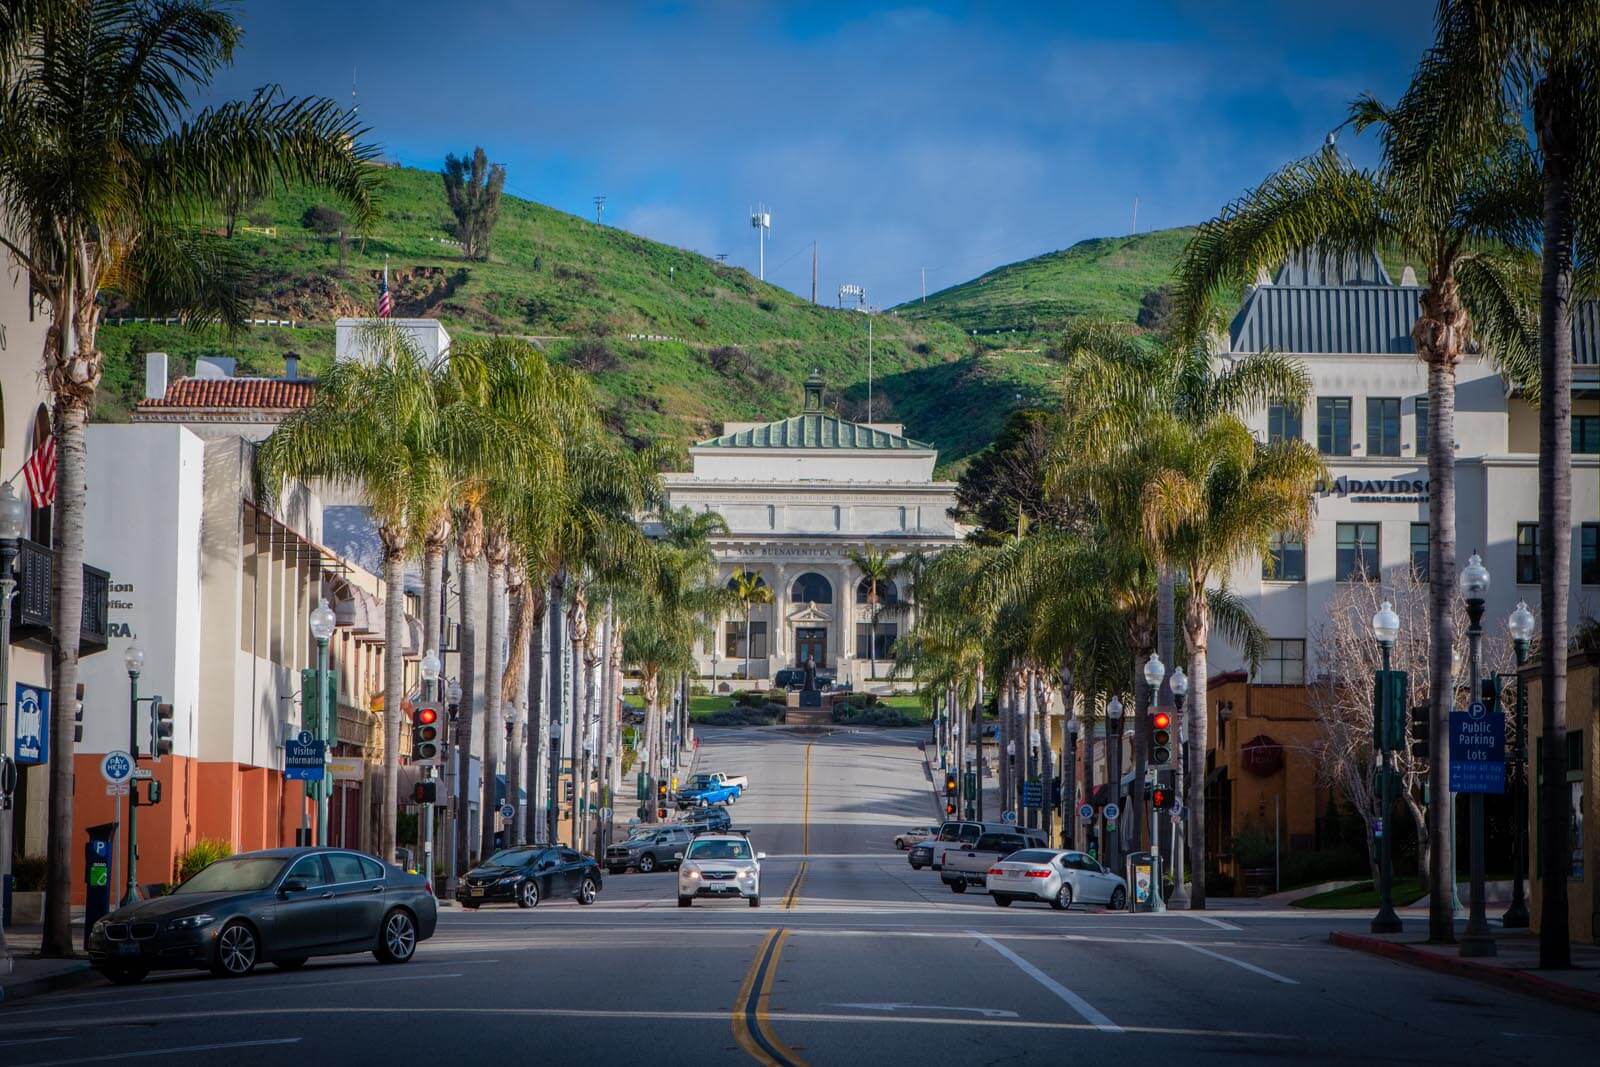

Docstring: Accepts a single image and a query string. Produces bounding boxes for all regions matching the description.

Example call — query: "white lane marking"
[834,1002,1019,1018]
[970,931,1122,1034]
[1148,933,1298,984]
[1,972,463,1017]
[1193,916,1243,931]
[0,1037,69,1047]
[19,1038,302,1066]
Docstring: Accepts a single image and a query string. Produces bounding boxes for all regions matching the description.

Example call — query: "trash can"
[1125,850,1161,913]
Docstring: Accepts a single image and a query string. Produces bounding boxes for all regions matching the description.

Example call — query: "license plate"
[469,887,485,897]
[115,942,141,956]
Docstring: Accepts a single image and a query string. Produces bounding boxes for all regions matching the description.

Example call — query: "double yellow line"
[781,739,814,910]
[732,928,806,1066]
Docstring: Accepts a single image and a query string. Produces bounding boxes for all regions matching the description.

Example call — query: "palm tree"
[1373,0,1600,967]
[728,568,773,681]
[0,0,378,955]
[1171,111,1540,938]
[259,324,441,868]
[846,548,903,682]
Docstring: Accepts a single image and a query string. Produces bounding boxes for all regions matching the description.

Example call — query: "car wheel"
[518,881,541,909]
[749,896,760,908]
[1109,886,1126,911]
[993,895,1012,907]
[909,860,924,870]
[638,853,657,874]
[211,920,259,978]
[374,908,417,964]
[1052,883,1073,911]
[896,840,908,850]
[949,879,966,894]
[677,896,692,908]
[274,957,309,971]
[100,964,148,985]
[576,877,598,905]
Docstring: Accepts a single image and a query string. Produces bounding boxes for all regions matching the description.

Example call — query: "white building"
[1213,252,1600,681]
[664,372,965,691]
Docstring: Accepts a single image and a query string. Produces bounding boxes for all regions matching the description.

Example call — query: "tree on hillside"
[0,0,377,957]
[442,147,506,261]
[954,409,1080,544]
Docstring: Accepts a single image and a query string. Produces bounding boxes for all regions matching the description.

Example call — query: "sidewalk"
[0,923,99,1005]
[1331,928,1600,1015]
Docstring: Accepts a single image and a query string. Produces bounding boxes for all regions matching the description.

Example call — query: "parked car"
[894,826,937,850]
[926,821,1045,870]
[605,824,694,874]
[87,847,437,984]
[682,771,749,794]
[457,845,602,909]
[986,849,1127,910]
[774,667,837,691]
[681,806,733,834]
[677,833,764,907]
[940,831,1035,892]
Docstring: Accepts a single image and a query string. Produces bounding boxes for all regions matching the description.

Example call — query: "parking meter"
[84,822,115,950]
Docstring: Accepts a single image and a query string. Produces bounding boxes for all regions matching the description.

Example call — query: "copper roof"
[137,377,316,411]
[697,413,930,451]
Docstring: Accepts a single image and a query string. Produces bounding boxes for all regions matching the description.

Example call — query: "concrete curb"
[1329,932,1600,1016]
[0,960,98,1005]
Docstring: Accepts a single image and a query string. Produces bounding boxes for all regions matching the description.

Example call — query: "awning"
[324,576,379,635]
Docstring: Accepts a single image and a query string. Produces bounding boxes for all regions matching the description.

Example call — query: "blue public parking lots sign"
[1449,706,1505,794]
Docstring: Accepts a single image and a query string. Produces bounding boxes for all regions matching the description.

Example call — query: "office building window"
[855,623,898,660]
[1336,522,1379,581]
[1516,523,1540,585]
[1410,523,1429,580]
[1367,397,1401,456]
[724,621,768,660]
[1318,397,1352,456]
[1583,524,1599,586]
[1415,397,1430,454]
[1253,639,1306,685]
[1264,532,1305,581]
[1267,403,1302,444]
[1575,415,1600,454]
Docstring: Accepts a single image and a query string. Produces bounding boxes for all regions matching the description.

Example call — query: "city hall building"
[663,373,964,691]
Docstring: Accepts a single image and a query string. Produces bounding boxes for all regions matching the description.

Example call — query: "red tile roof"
[137,377,316,411]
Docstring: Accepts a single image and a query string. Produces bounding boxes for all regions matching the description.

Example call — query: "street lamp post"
[1065,715,1079,848]
[548,717,563,841]
[121,644,145,906]
[1143,653,1167,913]
[1106,695,1124,879]
[308,598,336,848]
[1168,667,1190,908]
[1458,553,1496,958]
[446,677,462,888]
[1502,601,1535,929]
[1371,600,1402,934]
[419,649,441,888]
[0,482,27,971]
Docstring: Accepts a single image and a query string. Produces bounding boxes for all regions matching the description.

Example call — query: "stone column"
[771,563,789,666]
[837,558,854,680]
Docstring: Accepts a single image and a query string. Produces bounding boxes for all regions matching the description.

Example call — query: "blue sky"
[205,1,1435,307]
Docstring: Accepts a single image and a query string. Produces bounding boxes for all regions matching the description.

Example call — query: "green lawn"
[1291,877,1427,910]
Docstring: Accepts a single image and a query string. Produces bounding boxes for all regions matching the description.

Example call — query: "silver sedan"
[985,848,1128,910]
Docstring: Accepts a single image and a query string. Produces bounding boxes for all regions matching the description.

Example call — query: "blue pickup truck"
[676,772,745,809]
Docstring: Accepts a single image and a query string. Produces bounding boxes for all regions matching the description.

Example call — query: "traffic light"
[73,683,85,743]
[413,780,438,805]
[945,800,956,816]
[656,780,668,802]
[412,705,441,765]
[1151,784,1171,810]
[149,701,174,760]
[1149,710,1173,767]
[1410,705,1430,760]
[1372,670,1407,751]
[944,771,958,797]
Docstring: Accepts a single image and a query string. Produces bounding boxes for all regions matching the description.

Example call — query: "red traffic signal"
[657,807,668,819]
[1152,710,1171,731]
[417,706,438,726]
[1151,786,1171,810]
[945,801,956,815]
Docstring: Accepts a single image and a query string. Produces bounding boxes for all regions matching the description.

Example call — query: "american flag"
[22,434,55,508]
[377,261,393,318]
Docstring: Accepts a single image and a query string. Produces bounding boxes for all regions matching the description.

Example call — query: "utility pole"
[811,242,817,304]
[1131,196,1139,235]
[593,195,606,225]
[921,267,926,303]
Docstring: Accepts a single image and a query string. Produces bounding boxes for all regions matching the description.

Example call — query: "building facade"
[663,373,964,691]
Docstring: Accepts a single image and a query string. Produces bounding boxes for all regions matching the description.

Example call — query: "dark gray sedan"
[87,847,438,984]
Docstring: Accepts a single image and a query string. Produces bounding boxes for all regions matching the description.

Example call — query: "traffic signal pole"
[124,667,139,907]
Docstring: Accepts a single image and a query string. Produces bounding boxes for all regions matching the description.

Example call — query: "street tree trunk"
[594,607,613,857]
[453,521,483,876]
[1183,592,1211,909]
[524,589,547,844]
[504,575,529,846]
[379,540,408,863]
[1534,70,1576,969]
[423,521,448,670]
[546,576,565,845]
[1038,673,1055,846]
[568,592,588,845]
[479,539,506,861]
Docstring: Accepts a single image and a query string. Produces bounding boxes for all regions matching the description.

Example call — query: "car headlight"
[167,914,214,931]
[685,868,701,879]
[495,875,522,885]
[91,918,109,936]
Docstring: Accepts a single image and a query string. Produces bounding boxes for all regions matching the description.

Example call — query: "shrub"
[300,205,344,235]
[831,704,918,727]
[11,854,45,892]
[701,705,782,726]
[567,339,619,372]
[175,838,233,884]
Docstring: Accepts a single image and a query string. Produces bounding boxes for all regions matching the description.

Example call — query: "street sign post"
[284,731,326,782]
[1001,809,1016,824]
[499,803,514,820]
[1449,704,1506,794]
[1103,802,1120,822]
[1078,803,1094,821]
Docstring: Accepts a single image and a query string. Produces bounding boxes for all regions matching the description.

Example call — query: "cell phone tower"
[750,204,771,280]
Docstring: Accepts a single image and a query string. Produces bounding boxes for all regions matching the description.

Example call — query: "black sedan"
[682,806,733,833]
[87,847,438,984]
[456,845,603,909]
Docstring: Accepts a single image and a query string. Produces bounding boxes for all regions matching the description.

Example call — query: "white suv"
[676,833,764,907]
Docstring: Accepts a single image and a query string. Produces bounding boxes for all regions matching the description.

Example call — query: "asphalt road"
[2,725,1596,1065]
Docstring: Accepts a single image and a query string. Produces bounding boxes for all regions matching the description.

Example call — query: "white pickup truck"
[692,771,748,791]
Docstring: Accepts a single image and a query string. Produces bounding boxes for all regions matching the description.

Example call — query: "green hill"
[896,227,1196,339]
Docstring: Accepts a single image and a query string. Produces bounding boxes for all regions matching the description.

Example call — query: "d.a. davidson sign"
[1318,476,1430,503]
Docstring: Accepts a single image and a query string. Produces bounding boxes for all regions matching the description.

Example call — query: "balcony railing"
[10,538,111,655]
